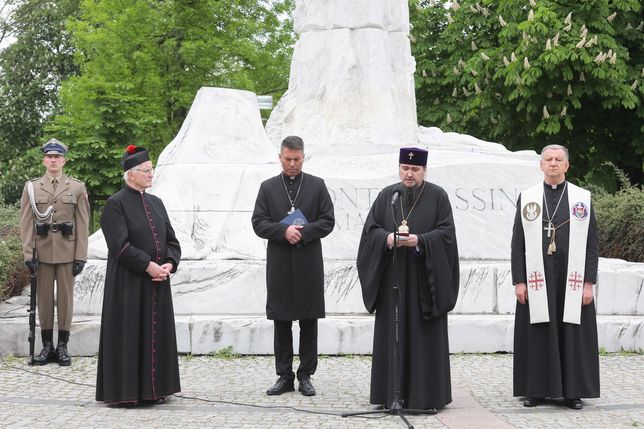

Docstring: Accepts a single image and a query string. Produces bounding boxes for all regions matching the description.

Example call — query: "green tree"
[410,0,643,189]
[49,0,295,198]
[0,2,15,45]
[0,0,80,203]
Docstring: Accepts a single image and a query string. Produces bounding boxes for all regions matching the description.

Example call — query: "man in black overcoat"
[96,145,181,406]
[252,136,335,396]
[512,144,599,410]
[357,147,459,412]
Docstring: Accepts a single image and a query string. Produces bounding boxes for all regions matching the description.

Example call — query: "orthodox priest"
[252,135,335,397]
[512,144,599,410]
[357,147,459,412]
[96,145,181,406]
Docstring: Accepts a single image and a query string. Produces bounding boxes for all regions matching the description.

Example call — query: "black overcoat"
[252,172,335,321]
[357,182,460,410]
[511,182,600,399]
[96,186,182,403]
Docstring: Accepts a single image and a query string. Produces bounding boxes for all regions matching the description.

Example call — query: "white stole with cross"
[520,182,591,325]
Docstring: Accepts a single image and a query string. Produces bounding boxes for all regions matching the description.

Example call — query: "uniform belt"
[48,223,68,232]
[36,221,73,237]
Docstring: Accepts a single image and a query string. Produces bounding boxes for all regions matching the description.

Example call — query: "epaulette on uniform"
[68,177,83,183]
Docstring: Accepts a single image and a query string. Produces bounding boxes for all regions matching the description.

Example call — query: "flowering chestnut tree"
[410,0,643,188]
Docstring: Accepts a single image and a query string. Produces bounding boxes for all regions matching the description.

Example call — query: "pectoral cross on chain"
[544,221,554,238]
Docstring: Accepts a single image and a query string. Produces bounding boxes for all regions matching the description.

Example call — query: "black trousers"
[273,319,318,381]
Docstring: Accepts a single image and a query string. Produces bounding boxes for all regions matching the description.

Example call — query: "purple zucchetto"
[120,145,150,171]
[399,147,428,166]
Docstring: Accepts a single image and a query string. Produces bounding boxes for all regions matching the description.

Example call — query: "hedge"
[0,202,29,301]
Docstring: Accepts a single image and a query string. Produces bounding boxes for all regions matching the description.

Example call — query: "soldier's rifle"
[27,248,37,366]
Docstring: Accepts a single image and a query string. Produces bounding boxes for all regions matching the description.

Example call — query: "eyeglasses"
[133,167,155,174]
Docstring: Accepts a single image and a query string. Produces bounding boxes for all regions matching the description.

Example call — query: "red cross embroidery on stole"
[528,271,544,291]
[568,271,583,291]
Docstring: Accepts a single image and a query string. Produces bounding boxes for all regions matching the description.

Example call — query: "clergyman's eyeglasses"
[134,167,155,174]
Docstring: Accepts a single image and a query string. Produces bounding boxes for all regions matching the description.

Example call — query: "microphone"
[391,187,402,206]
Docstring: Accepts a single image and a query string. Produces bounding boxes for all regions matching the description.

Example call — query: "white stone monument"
[266,0,417,156]
[42,0,643,356]
[78,0,544,317]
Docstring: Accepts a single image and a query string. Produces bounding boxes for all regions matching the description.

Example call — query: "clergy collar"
[125,184,146,194]
[282,172,302,181]
[543,180,566,190]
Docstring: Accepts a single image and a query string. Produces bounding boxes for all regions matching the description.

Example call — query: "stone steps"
[1,313,641,357]
[2,257,641,357]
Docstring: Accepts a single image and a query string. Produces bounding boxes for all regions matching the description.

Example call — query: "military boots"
[56,330,72,366]
[33,329,57,365]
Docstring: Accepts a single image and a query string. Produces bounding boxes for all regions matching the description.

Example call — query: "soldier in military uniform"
[19,138,90,366]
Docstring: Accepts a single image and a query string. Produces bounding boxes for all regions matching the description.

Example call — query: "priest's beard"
[403,183,423,206]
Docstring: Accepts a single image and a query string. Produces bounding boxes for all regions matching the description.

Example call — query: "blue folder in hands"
[280,209,309,226]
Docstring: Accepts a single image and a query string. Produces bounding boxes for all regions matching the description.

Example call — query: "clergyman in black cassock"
[357,147,459,411]
[512,144,599,410]
[252,136,335,396]
[96,146,181,405]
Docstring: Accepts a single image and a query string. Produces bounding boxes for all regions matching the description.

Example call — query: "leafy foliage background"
[410,0,643,190]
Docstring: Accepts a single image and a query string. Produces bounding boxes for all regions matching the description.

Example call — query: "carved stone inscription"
[328,186,521,231]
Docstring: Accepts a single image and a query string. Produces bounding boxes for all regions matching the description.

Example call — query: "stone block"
[189,316,273,355]
[495,264,516,315]
[596,316,644,352]
[595,259,644,315]
[453,263,496,314]
[449,315,514,353]
[294,0,410,34]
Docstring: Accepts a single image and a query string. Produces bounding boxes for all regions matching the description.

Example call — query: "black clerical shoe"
[565,398,583,410]
[140,397,166,405]
[523,397,543,407]
[266,376,295,395]
[298,377,316,396]
[109,401,137,408]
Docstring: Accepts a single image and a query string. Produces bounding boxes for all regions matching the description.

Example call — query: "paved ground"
[0,353,642,428]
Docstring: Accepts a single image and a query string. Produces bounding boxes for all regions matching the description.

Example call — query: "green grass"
[207,346,238,359]
[599,347,644,356]
[0,354,22,368]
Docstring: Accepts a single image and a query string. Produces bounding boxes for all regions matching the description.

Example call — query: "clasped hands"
[284,225,303,245]
[387,233,419,248]
[146,261,173,282]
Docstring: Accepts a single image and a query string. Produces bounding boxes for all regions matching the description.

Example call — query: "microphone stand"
[342,189,436,429]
